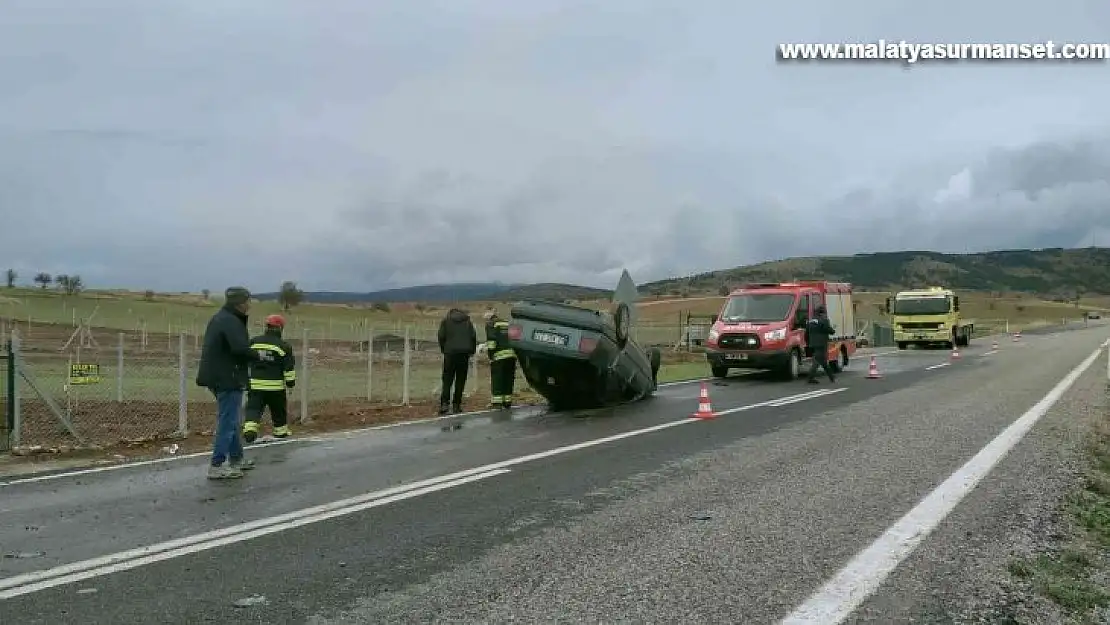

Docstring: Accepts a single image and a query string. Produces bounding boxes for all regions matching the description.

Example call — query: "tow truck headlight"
[937,323,946,330]
[707,329,719,342]
[763,328,786,341]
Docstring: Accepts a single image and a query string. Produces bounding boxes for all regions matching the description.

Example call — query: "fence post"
[1105,341,1109,383]
[300,328,309,424]
[9,330,20,448]
[116,332,124,403]
[177,332,187,436]
[402,325,411,406]
[366,327,374,401]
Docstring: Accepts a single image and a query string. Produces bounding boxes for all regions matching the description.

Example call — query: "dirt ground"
[11,385,548,454]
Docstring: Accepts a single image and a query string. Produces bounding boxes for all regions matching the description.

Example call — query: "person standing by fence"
[196,286,259,479]
[437,307,477,415]
[242,314,296,443]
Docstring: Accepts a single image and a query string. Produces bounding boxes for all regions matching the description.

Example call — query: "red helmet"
[265,314,285,328]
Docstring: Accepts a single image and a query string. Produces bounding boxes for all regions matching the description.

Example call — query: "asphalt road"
[0,322,1105,624]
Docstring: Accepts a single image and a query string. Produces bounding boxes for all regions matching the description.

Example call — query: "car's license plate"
[533,329,570,346]
[725,353,748,360]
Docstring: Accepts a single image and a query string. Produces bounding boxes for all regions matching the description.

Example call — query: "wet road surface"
[0,323,1104,624]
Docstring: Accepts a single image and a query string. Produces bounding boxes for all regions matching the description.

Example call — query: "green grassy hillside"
[641,248,1110,299]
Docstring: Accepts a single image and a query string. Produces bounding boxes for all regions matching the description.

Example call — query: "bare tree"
[4,269,15,288]
[201,288,210,300]
[56,274,83,295]
[278,281,305,311]
[33,272,52,289]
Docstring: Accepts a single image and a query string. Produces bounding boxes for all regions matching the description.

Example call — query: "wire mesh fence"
[2,313,1091,451]
[2,319,697,451]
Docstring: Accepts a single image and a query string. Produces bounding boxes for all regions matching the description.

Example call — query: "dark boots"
[438,402,463,415]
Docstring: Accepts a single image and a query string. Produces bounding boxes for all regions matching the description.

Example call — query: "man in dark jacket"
[196,286,260,479]
[437,308,477,415]
[805,304,837,384]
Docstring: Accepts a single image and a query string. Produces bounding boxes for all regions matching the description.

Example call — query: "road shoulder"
[849,360,1110,624]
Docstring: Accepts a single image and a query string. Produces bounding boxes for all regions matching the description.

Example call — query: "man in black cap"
[805,304,837,384]
[196,286,260,479]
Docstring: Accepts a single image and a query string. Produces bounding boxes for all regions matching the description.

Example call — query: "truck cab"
[885,287,973,350]
[704,281,857,380]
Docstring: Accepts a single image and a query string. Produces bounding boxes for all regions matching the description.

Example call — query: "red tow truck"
[703,281,858,380]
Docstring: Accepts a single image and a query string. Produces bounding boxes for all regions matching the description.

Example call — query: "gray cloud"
[2,0,1110,293]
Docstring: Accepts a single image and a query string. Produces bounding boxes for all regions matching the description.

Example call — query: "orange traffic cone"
[991,339,999,350]
[951,346,961,360]
[866,355,882,379]
[1012,331,1021,342]
[692,382,715,419]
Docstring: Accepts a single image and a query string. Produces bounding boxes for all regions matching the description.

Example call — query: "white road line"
[0,387,849,597]
[779,346,1104,625]
[714,388,847,415]
[925,363,950,370]
[0,469,511,599]
[0,373,785,488]
[768,388,847,406]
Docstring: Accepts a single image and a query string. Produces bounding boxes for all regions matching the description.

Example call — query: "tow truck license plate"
[725,353,748,360]
[533,329,570,346]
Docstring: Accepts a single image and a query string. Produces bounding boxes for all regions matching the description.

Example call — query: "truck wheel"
[897,342,907,350]
[840,346,849,369]
[781,349,801,380]
[711,365,729,379]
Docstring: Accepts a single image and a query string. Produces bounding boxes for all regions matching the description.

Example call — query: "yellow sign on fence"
[69,363,101,385]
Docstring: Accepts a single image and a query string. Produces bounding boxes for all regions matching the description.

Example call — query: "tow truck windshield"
[893,296,951,315]
[720,293,796,323]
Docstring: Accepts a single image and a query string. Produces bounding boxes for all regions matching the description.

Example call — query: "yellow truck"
[884,286,974,350]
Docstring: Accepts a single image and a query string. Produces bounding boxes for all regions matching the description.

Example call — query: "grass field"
[2,285,1099,452]
[2,286,1101,341]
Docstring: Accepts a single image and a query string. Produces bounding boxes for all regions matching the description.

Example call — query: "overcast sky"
[2,1,1109,293]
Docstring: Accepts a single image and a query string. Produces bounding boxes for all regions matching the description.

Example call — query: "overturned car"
[506,299,662,412]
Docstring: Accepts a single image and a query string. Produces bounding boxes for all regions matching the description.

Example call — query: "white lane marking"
[779,346,1104,625]
[0,469,511,599]
[714,388,847,415]
[767,388,848,406]
[925,363,950,370]
[0,387,850,596]
[0,374,764,488]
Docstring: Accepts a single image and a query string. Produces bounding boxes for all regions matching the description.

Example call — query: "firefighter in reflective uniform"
[483,310,516,409]
[242,314,296,443]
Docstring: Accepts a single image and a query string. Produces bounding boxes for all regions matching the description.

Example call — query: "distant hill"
[641,247,1110,298]
[254,282,611,304]
[253,247,1110,305]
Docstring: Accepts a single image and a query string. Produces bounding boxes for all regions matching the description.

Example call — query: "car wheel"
[649,347,661,385]
[711,365,729,378]
[613,302,631,347]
